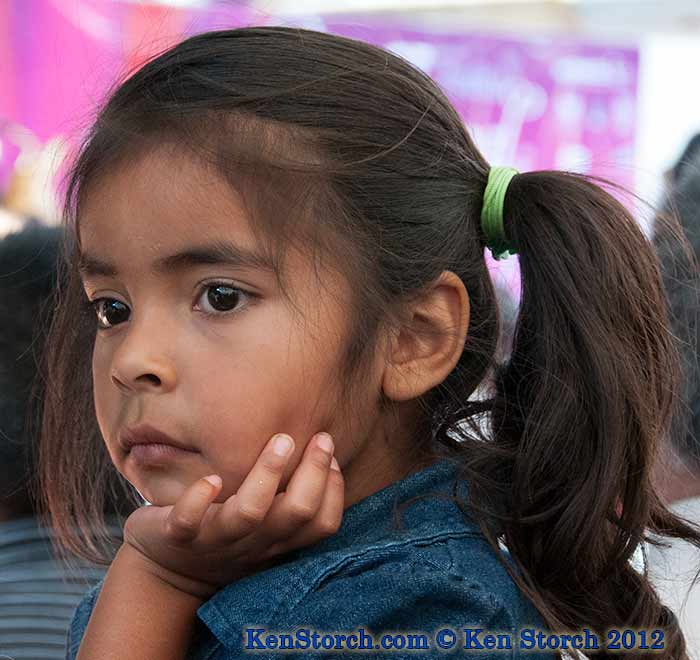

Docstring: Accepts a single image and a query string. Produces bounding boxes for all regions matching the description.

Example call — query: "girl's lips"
[128,442,199,466]
[120,424,199,453]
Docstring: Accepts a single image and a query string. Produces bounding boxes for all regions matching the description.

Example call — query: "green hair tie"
[480,166,519,260]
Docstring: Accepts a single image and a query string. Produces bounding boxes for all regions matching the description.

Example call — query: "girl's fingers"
[218,434,295,541]
[264,457,344,557]
[231,433,336,553]
[164,474,223,543]
[264,432,335,536]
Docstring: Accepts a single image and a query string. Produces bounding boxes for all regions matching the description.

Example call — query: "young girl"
[38,26,700,660]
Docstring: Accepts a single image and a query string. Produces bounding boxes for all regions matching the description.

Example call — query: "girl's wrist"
[117,543,219,601]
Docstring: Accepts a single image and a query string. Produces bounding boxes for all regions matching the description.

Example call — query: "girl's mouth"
[120,423,199,453]
[127,442,199,466]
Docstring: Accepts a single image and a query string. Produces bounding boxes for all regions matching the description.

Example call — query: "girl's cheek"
[92,341,114,431]
[92,338,117,389]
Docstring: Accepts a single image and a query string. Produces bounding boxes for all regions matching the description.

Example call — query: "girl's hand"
[121,432,344,599]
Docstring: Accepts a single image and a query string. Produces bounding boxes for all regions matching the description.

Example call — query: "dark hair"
[655,137,700,471]
[39,26,700,657]
[0,222,60,518]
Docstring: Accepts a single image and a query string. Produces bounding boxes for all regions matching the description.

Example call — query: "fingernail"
[330,457,340,471]
[204,475,222,488]
[316,433,334,454]
[272,434,294,456]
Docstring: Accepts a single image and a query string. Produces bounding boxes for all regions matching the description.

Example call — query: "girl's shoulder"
[66,580,102,659]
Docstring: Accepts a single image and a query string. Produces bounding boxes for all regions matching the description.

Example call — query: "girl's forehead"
[75,147,298,296]
[79,148,260,255]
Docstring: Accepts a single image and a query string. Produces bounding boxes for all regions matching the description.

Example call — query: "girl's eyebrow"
[78,241,276,278]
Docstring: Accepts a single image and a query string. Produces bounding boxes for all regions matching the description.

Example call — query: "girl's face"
[79,147,406,507]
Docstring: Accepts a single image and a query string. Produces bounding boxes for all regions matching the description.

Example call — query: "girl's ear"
[381,271,470,402]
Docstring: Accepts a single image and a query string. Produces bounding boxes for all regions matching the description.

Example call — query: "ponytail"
[461,171,700,658]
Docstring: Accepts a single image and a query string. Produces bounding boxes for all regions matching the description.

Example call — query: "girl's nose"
[111,368,175,393]
[109,319,177,394]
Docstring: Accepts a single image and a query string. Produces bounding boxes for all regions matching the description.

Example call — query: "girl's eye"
[195,283,249,315]
[92,299,131,329]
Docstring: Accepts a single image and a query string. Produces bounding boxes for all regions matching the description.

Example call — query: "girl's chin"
[124,465,253,508]
[127,474,191,507]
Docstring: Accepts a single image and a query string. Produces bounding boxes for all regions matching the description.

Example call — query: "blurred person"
[0,223,130,660]
[651,132,700,658]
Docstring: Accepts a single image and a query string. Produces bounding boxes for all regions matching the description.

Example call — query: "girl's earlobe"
[381,360,424,403]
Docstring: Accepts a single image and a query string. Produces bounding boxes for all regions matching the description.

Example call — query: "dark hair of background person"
[654,133,700,479]
[0,222,136,525]
[37,27,700,659]
[0,222,63,521]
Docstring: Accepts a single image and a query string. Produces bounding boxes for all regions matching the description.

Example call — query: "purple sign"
[327,21,637,176]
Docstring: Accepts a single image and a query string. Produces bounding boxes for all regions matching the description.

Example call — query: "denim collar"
[196,455,477,650]
[290,455,468,556]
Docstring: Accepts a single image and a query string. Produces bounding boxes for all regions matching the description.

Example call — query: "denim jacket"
[66,458,552,659]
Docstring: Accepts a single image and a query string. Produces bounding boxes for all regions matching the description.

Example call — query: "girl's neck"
[341,402,436,509]
[342,452,421,509]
